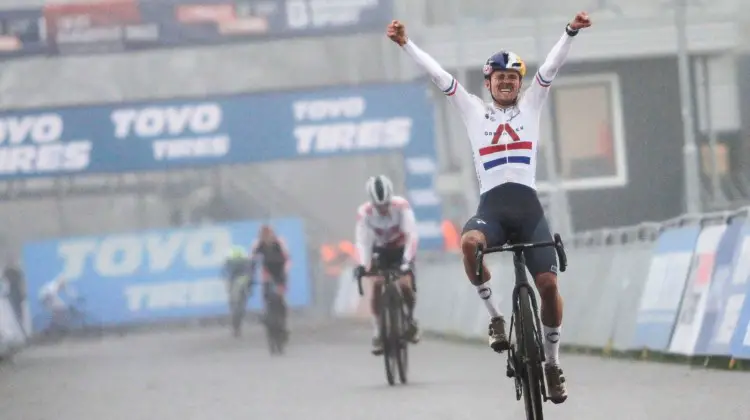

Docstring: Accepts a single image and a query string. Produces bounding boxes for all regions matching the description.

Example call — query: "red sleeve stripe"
[443,78,458,96]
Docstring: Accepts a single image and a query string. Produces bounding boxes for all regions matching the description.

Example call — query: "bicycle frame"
[475,234,568,323]
[355,262,412,385]
[356,265,406,321]
[475,234,568,310]
[474,233,568,416]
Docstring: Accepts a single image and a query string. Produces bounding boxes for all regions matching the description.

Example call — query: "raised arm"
[387,20,483,122]
[525,12,592,107]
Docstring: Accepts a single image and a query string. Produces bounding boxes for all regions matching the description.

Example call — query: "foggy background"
[0,0,747,419]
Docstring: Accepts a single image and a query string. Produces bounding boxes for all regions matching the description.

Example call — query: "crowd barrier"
[332,208,750,366]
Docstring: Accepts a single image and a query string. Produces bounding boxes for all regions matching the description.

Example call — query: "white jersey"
[402,31,575,194]
[355,196,419,265]
[38,279,63,300]
[38,277,72,310]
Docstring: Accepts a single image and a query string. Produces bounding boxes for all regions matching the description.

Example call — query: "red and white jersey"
[355,196,419,266]
[402,31,575,194]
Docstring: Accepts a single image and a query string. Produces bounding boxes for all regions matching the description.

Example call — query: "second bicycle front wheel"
[380,289,397,386]
[392,299,408,384]
[517,287,545,420]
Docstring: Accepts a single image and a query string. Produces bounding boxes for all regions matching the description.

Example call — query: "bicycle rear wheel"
[265,295,286,355]
[517,287,545,420]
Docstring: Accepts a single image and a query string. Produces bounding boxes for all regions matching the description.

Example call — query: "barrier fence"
[332,208,750,367]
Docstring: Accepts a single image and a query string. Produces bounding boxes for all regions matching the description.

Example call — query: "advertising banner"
[729,226,750,359]
[668,224,726,355]
[21,218,310,331]
[0,0,393,59]
[0,9,47,59]
[697,218,745,355]
[0,81,444,250]
[631,226,701,351]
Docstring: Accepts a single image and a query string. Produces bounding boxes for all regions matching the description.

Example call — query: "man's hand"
[399,263,411,275]
[569,11,592,31]
[354,265,367,280]
[386,20,408,46]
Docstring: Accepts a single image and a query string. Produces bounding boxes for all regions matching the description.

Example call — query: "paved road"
[0,318,747,420]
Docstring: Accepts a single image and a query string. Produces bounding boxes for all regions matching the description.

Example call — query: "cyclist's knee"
[369,275,385,288]
[461,230,486,258]
[534,272,559,300]
[371,278,384,292]
[398,273,414,289]
[370,282,383,310]
[370,280,384,300]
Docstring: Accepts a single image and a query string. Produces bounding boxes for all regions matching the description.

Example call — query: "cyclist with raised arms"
[354,175,420,355]
[387,12,592,403]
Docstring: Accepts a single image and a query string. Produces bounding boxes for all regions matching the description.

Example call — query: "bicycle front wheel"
[380,290,397,386]
[517,287,545,420]
[392,300,408,384]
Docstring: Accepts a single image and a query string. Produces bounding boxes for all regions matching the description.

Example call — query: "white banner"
[669,225,727,355]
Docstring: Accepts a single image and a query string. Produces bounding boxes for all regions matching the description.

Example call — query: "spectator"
[2,258,26,331]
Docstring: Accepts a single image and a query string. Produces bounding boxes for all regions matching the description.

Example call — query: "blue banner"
[22,218,310,331]
[695,219,744,355]
[631,226,701,351]
[0,81,445,250]
[0,0,393,59]
[729,224,750,359]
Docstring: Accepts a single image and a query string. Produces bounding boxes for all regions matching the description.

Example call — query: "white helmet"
[365,175,394,206]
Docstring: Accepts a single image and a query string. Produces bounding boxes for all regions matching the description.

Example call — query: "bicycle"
[475,233,568,420]
[32,296,103,345]
[260,281,288,356]
[355,261,416,386]
[228,274,253,337]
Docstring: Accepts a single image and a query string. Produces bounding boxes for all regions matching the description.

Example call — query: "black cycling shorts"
[263,263,287,287]
[462,182,558,278]
[370,245,417,278]
[370,246,403,270]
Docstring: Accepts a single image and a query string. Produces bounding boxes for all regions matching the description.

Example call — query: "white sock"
[543,325,561,365]
[371,315,379,338]
[476,284,502,318]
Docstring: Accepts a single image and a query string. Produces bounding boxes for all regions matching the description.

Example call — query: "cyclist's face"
[486,71,521,106]
[375,202,390,215]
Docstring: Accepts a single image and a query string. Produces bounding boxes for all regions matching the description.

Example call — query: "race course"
[0,317,747,420]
